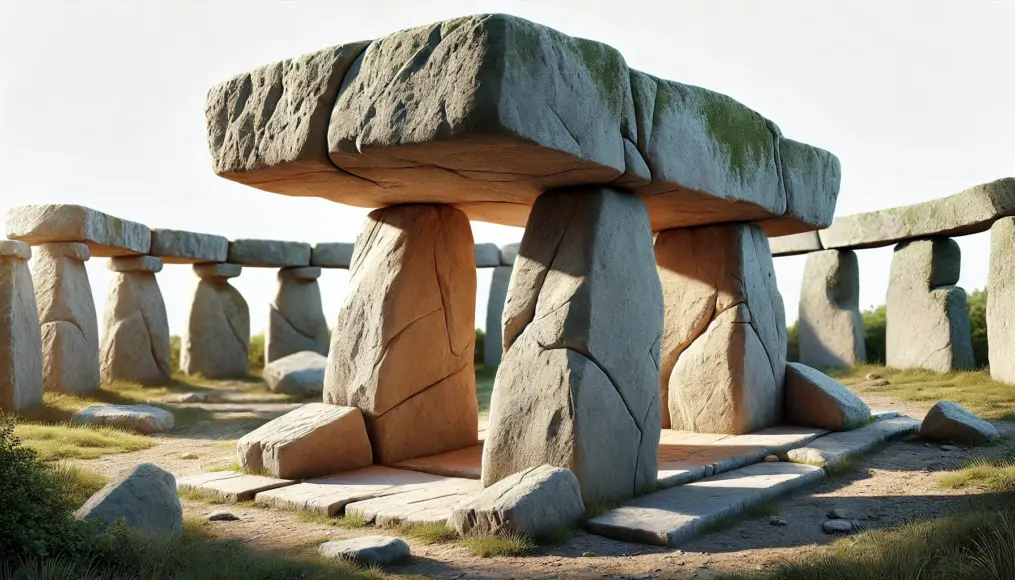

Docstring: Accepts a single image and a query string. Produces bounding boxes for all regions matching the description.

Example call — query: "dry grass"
[392,521,459,545]
[939,443,1015,493]
[475,364,497,414]
[461,530,535,557]
[50,462,108,508]
[296,511,370,530]
[14,422,155,461]
[17,381,213,428]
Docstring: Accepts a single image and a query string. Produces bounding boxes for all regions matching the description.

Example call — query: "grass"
[475,364,497,413]
[461,530,535,557]
[50,462,108,508]
[18,381,215,428]
[939,443,1015,493]
[297,511,370,530]
[584,500,624,520]
[206,461,274,478]
[178,487,228,505]
[744,502,780,518]
[391,521,458,545]
[13,422,155,461]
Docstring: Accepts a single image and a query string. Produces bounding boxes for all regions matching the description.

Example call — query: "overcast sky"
[2,0,1012,339]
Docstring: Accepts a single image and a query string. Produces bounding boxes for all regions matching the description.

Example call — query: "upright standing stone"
[324,205,478,465]
[100,256,172,385]
[32,243,100,394]
[483,266,511,367]
[798,250,865,368]
[182,263,249,378]
[886,239,973,372]
[655,224,787,434]
[483,187,662,504]
[0,241,43,411]
[988,217,1015,384]
[266,266,329,363]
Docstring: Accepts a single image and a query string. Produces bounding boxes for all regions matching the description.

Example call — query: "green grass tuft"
[939,448,1015,493]
[393,521,458,545]
[50,462,108,508]
[462,530,535,558]
[584,500,624,520]
[177,488,227,505]
[297,511,369,530]
[14,422,155,461]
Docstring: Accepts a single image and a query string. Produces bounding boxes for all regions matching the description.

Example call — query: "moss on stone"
[693,89,773,181]
[568,37,626,113]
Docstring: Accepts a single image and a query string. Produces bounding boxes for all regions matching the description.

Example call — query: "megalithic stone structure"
[655,224,787,434]
[266,266,330,363]
[886,239,974,372]
[483,265,511,367]
[798,250,865,368]
[182,263,250,379]
[988,217,1015,384]
[483,188,663,504]
[32,242,100,394]
[100,256,172,385]
[0,241,43,411]
[324,204,478,465]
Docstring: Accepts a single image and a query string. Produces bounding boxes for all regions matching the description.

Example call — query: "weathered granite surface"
[310,242,355,268]
[798,250,865,368]
[0,241,43,411]
[182,264,249,378]
[100,257,172,385]
[227,239,311,268]
[76,463,182,536]
[150,229,229,264]
[988,217,1015,384]
[266,266,329,363]
[769,231,823,257]
[7,204,150,257]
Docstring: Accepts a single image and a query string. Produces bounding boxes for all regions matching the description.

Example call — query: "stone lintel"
[310,242,355,268]
[6,204,150,257]
[769,231,823,257]
[228,239,311,268]
[194,262,242,280]
[150,229,229,264]
[280,266,322,280]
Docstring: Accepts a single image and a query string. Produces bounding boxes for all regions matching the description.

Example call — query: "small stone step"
[585,462,824,547]
[345,477,481,526]
[786,417,920,469]
[390,444,483,479]
[176,471,295,502]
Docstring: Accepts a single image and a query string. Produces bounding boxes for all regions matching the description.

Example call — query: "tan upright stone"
[988,217,1015,384]
[655,223,786,434]
[99,256,172,385]
[182,263,249,378]
[32,243,100,394]
[266,266,329,363]
[324,205,478,465]
[482,188,662,504]
[798,250,865,369]
[0,241,43,411]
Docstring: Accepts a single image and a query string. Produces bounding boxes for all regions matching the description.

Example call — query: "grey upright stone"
[886,239,974,372]
[149,229,229,264]
[474,243,501,268]
[920,401,999,444]
[75,463,183,536]
[266,266,329,363]
[310,242,355,268]
[100,256,172,385]
[6,204,150,257]
[228,239,311,268]
[483,187,662,504]
[483,266,511,367]
[182,263,249,378]
[0,241,43,411]
[499,243,520,266]
[798,250,865,368]
[988,217,1015,384]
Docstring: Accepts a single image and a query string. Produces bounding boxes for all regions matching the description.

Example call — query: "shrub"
[249,333,265,371]
[169,335,181,373]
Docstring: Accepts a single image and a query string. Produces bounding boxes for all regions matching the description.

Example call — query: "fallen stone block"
[6,204,150,257]
[227,239,311,268]
[786,417,920,469]
[346,477,481,526]
[237,403,372,479]
[310,242,355,268]
[73,404,175,434]
[149,229,229,264]
[920,401,1000,444]
[176,471,295,502]
[263,351,327,394]
[784,363,871,431]
[76,463,182,536]
[318,536,410,566]
[0,240,43,411]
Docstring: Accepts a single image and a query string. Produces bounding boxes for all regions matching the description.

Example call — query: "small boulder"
[822,519,855,534]
[451,465,585,538]
[262,351,327,394]
[73,404,174,434]
[318,536,410,566]
[941,444,960,452]
[828,508,850,519]
[784,363,871,430]
[180,452,198,460]
[865,373,883,381]
[75,463,182,536]
[920,401,999,444]
[208,510,239,521]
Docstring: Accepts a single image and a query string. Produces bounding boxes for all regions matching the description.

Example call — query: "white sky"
[2,0,1013,338]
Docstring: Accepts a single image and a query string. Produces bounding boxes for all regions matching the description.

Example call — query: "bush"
[248,333,265,371]
[169,335,181,373]
[862,304,887,364]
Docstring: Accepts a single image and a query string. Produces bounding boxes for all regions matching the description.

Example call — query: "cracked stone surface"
[988,217,1015,384]
[886,239,974,372]
[6,204,150,257]
[32,242,100,394]
[182,264,249,378]
[798,250,865,369]
[0,240,43,411]
[324,204,478,465]
[655,223,787,434]
[100,257,172,385]
[266,266,329,363]
[206,14,838,235]
[482,187,662,504]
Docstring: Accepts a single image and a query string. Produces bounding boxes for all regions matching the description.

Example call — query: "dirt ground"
[70,387,1012,579]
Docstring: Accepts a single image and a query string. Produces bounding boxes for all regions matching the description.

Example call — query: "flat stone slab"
[310,242,355,268]
[73,404,174,434]
[150,229,229,264]
[6,204,150,257]
[390,444,483,479]
[227,239,311,267]
[787,417,920,469]
[345,477,481,526]
[586,462,825,547]
[176,471,295,502]
[253,466,451,516]
[770,231,823,257]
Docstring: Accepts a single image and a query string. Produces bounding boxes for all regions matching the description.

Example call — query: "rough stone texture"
[786,417,920,469]
[99,257,172,385]
[237,403,372,479]
[483,188,662,504]
[73,404,175,434]
[886,239,974,372]
[499,243,520,266]
[0,242,43,411]
[75,463,183,536]
[798,250,865,369]
[318,537,410,566]
[227,239,311,268]
[176,471,295,502]
[182,264,249,378]
[149,229,229,264]
[920,401,1000,444]
[324,205,478,465]
[263,350,327,394]
[452,465,585,538]
[819,178,1015,250]
[311,242,355,268]
[784,363,871,431]
[32,243,100,394]
[483,266,511,367]
[474,243,501,267]
[209,15,838,233]
[769,231,823,257]
[655,223,786,434]
[6,204,150,257]
[988,217,1015,384]
[267,267,329,363]
[346,478,481,526]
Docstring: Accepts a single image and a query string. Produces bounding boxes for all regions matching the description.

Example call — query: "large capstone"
[988,217,1015,384]
[482,187,662,504]
[266,266,329,363]
[181,263,250,378]
[99,256,172,385]
[324,204,478,465]
[32,242,100,394]
[483,265,511,367]
[886,239,974,372]
[655,223,786,434]
[798,250,865,368]
[0,241,43,411]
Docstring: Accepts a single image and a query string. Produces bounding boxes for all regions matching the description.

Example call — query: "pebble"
[828,508,850,519]
[764,455,779,462]
[941,445,960,452]
[769,517,788,526]
[822,520,855,534]
[865,372,884,380]
[180,452,199,460]
[208,510,239,521]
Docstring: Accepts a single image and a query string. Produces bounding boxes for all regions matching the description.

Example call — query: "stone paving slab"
[586,462,825,547]
[176,471,295,502]
[254,466,451,516]
[390,444,483,479]
[345,477,481,526]
[787,417,920,469]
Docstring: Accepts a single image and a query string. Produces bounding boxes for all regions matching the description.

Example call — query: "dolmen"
[208,14,840,503]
